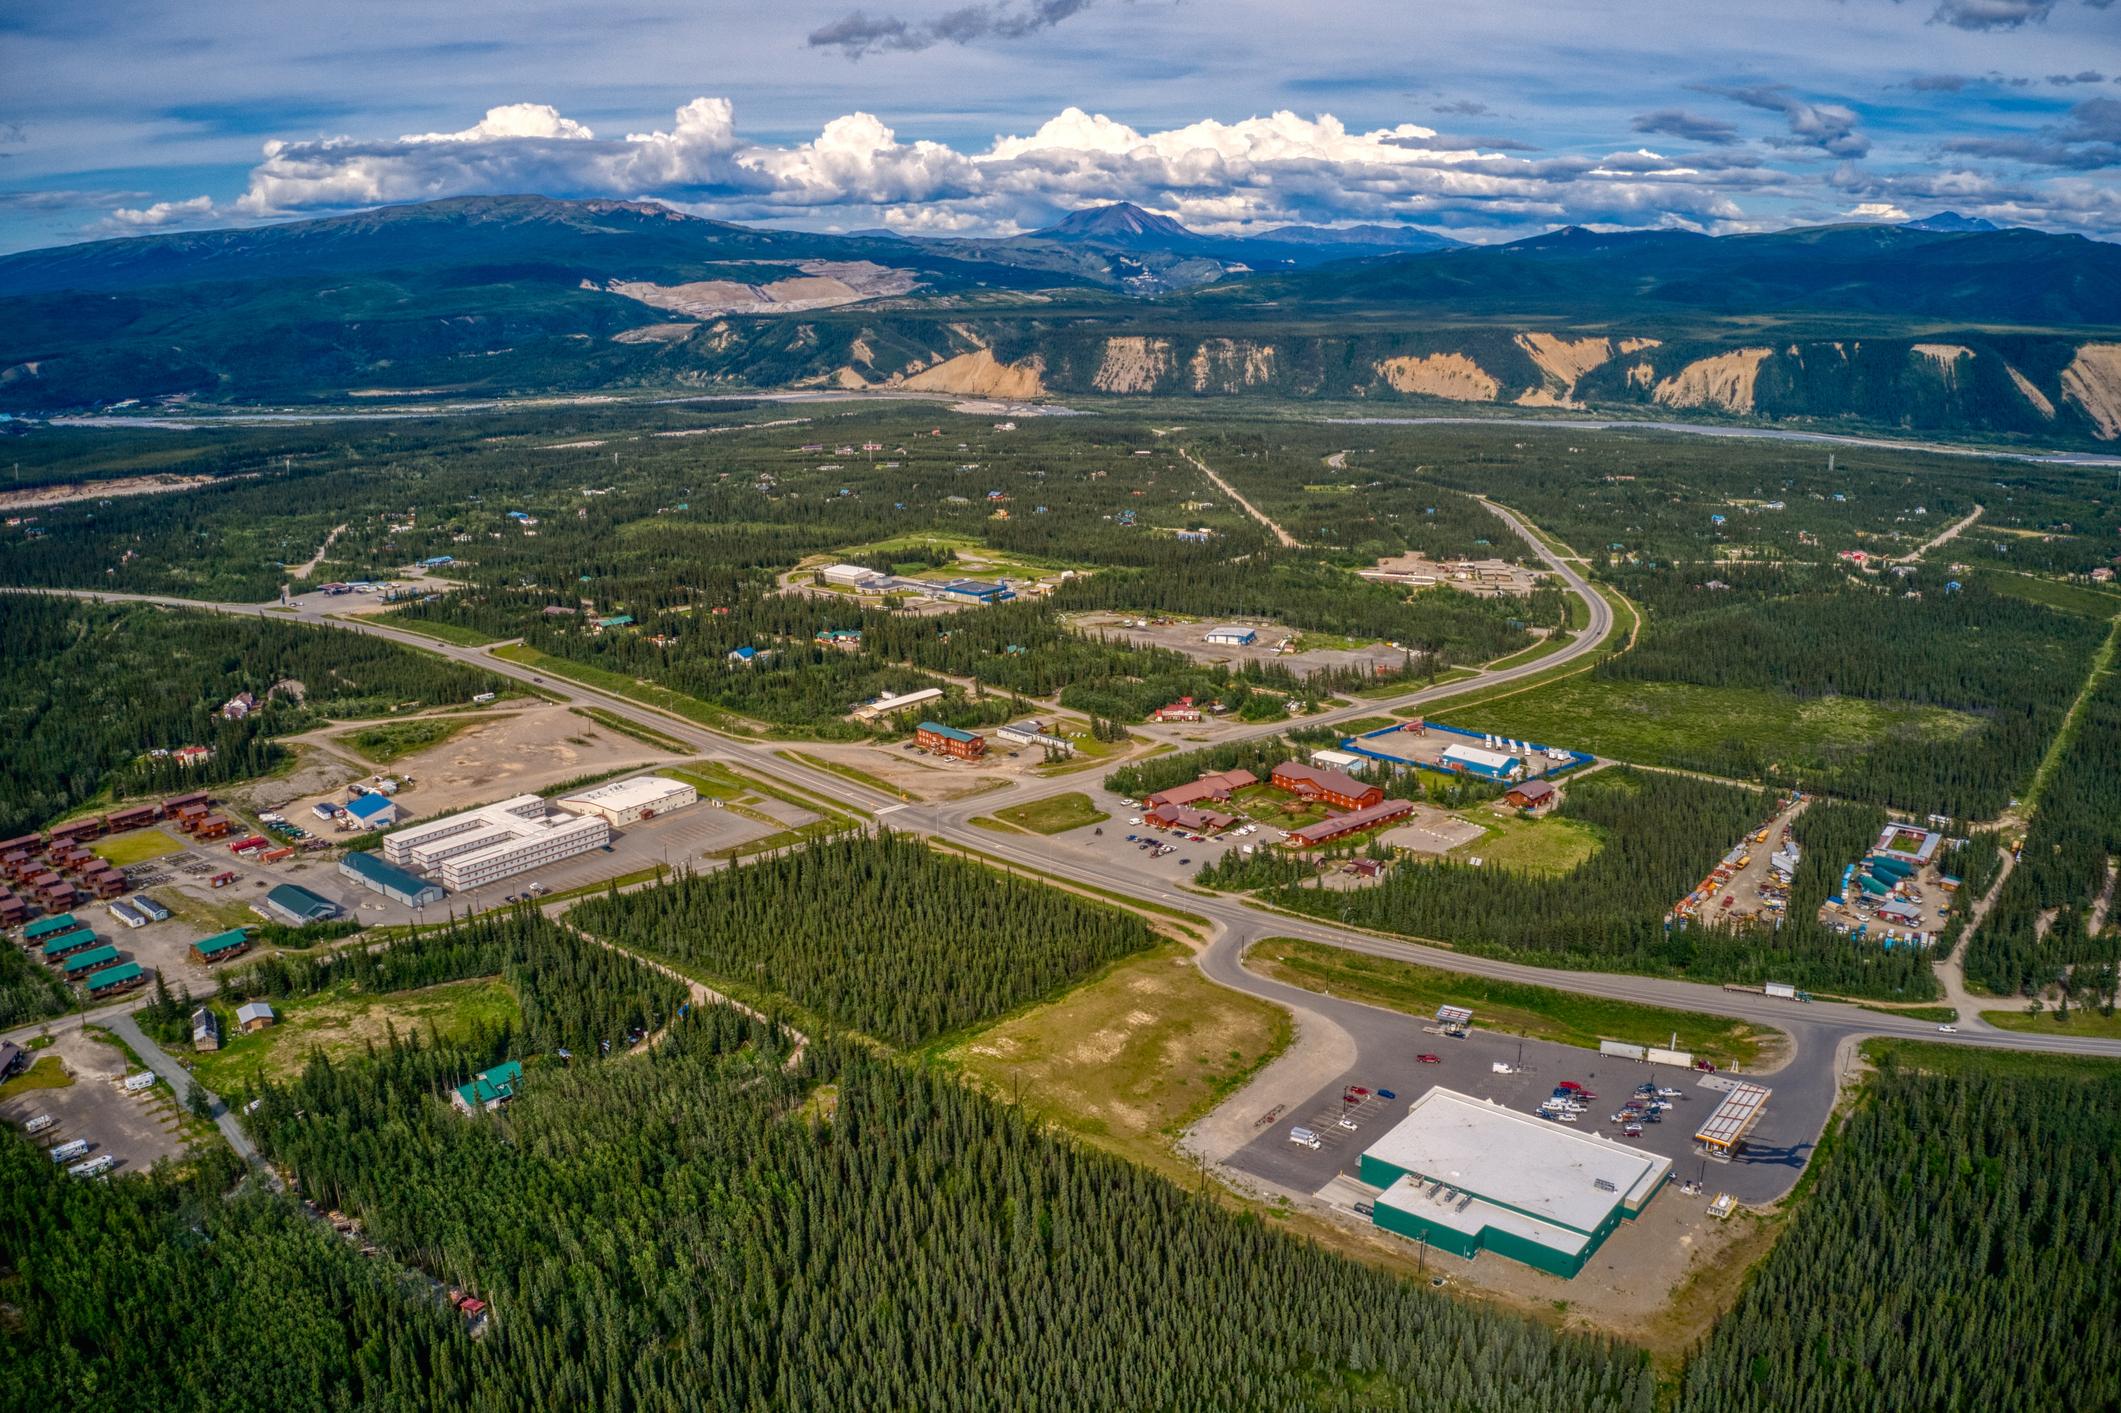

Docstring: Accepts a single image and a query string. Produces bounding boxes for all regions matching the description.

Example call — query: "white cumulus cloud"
[109,96,1887,240]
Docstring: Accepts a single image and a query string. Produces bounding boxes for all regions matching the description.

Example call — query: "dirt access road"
[1179,447,1300,548]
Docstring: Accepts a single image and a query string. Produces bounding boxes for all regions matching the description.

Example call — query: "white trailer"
[48,1138,90,1163]
[67,1155,117,1178]
[1646,1047,1694,1068]
[1764,981,1797,1000]
[122,1071,157,1093]
[1599,1040,1648,1061]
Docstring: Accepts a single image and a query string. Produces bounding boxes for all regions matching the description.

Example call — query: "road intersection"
[7,494,2115,1204]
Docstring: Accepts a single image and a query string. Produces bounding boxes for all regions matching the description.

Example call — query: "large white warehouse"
[382,793,609,891]
[557,775,698,826]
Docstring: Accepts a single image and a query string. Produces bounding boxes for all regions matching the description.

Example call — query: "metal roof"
[262,884,338,921]
[85,961,143,992]
[1364,1088,1670,1236]
[339,850,440,896]
[1694,1081,1772,1152]
[917,721,978,743]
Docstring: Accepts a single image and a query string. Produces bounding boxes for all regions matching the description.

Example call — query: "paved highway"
[6,495,2114,1202]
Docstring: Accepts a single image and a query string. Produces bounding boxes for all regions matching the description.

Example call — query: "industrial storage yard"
[1341,718,1593,783]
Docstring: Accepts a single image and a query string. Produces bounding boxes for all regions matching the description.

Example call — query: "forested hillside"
[1677,1056,2121,1411]
[0,596,502,836]
[571,833,1155,1044]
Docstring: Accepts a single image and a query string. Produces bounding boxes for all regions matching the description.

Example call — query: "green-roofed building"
[84,961,145,996]
[190,928,252,964]
[40,927,100,960]
[61,944,122,976]
[23,913,77,941]
[451,1060,524,1114]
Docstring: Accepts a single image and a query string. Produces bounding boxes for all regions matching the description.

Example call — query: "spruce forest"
[0,595,503,836]
[569,832,1156,1044]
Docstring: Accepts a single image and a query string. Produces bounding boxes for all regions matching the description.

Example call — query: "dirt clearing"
[949,943,1291,1184]
[277,701,680,822]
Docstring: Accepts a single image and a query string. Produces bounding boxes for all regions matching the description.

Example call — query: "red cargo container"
[229,835,270,854]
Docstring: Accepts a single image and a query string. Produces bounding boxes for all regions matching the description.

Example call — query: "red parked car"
[1415,1053,1442,1064]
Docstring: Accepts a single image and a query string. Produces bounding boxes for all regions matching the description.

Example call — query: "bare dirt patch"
[900,349,1047,398]
[1375,352,1500,402]
[1654,348,1773,414]
[0,472,237,513]
[276,702,677,822]
[1093,335,1173,392]
[951,944,1292,1183]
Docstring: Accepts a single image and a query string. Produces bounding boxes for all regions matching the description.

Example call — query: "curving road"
[7,493,2114,1202]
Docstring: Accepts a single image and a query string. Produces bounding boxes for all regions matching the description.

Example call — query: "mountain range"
[1,195,2117,444]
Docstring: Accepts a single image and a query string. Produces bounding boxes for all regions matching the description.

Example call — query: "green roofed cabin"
[84,961,146,996]
[40,927,100,961]
[190,929,251,964]
[452,1060,524,1114]
[61,944,122,976]
[23,913,77,941]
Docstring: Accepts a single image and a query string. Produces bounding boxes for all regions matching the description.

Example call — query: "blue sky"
[1,0,2117,252]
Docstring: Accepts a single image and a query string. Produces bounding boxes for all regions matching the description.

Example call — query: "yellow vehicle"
[1753,828,1771,844]
[1737,854,1753,869]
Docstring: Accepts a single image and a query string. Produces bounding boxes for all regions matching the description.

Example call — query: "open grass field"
[781,750,912,801]
[946,942,1291,1185]
[0,1056,76,1102]
[188,976,520,1094]
[1439,677,1977,776]
[369,612,503,647]
[1976,571,2121,620]
[1251,938,1776,1068]
[335,713,488,764]
[492,643,762,736]
[1451,809,1602,874]
[151,886,267,935]
[1861,1035,2121,1081]
[817,531,1094,581]
[570,706,687,753]
[1979,1006,2121,1039]
[90,827,184,868]
[992,792,1109,835]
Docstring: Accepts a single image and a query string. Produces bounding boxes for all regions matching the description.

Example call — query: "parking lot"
[1222,1020,1811,1208]
[0,1030,192,1176]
